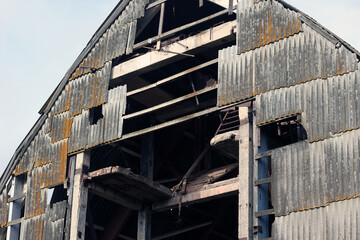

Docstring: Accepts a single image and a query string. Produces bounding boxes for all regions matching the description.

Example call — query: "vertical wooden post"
[238,106,253,240]
[156,3,165,50]
[137,133,154,240]
[70,151,90,240]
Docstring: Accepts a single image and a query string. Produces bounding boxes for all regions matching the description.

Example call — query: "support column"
[137,133,154,240]
[238,106,253,240]
[70,151,90,240]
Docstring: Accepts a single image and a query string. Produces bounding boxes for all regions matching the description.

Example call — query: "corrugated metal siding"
[272,197,360,239]
[42,201,67,240]
[69,0,149,80]
[68,61,112,117]
[237,0,302,54]
[218,24,358,106]
[68,110,89,153]
[87,85,127,148]
[22,215,44,240]
[256,69,360,141]
[50,112,72,143]
[271,129,360,216]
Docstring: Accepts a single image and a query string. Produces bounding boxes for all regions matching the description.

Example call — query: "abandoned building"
[1,0,360,239]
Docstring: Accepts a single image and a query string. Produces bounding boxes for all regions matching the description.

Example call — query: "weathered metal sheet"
[218,24,358,106]
[52,84,71,115]
[237,0,302,54]
[271,129,360,216]
[50,112,72,143]
[272,197,360,239]
[42,201,67,240]
[68,110,89,153]
[22,215,44,240]
[256,68,360,141]
[87,85,127,148]
[70,0,149,80]
[69,61,111,116]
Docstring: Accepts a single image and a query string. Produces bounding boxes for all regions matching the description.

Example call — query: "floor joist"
[152,177,239,212]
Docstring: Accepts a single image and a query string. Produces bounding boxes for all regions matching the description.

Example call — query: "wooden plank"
[124,86,217,120]
[152,178,239,212]
[133,9,229,50]
[126,59,218,97]
[146,0,167,9]
[7,218,22,226]
[70,152,90,240]
[255,209,275,218]
[255,150,272,159]
[7,192,26,203]
[156,3,165,50]
[254,177,271,186]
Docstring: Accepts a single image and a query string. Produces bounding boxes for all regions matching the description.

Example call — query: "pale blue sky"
[0,0,359,175]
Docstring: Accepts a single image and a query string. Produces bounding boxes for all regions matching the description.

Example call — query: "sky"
[0,0,359,175]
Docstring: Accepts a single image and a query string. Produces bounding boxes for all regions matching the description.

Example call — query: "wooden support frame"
[124,85,217,120]
[69,151,90,240]
[7,176,25,240]
[126,59,218,97]
[152,177,239,212]
[133,9,230,50]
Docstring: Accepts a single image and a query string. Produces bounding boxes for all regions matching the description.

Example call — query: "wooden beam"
[238,107,251,240]
[156,3,165,50]
[133,9,230,50]
[255,209,275,218]
[146,0,167,10]
[70,151,90,240]
[112,20,235,79]
[7,176,24,239]
[7,192,26,203]
[124,86,217,120]
[254,177,271,186]
[152,177,239,212]
[88,182,142,210]
[138,133,154,240]
[126,59,218,97]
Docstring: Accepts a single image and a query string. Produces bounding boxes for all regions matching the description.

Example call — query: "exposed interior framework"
[2,0,360,239]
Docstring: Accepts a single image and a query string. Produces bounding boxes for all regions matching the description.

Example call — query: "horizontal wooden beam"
[8,192,26,202]
[255,209,275,218]
[146,0,166,9]
[124,85,217,119]
[88,182,142,210]
[126,59,218,97]
[133,9,230,50]
[255,150,272,159]
[254,177,271,186]
[152,177,239,212]
[7,218,22,226]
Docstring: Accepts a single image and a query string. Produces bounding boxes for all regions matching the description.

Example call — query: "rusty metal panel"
[69,0,149,80]
[218,24,358,106]
[25,169,47,218]
[271,129,360,216]
[256,68,360,141]
[237,0,302,54]
[87,85,127,148]
[22,215,44,240]
[272,197,360,239]
[50,112,72,143]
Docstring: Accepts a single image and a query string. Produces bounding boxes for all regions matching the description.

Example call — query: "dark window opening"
[260,115,307,150]
[89,105,103,125]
